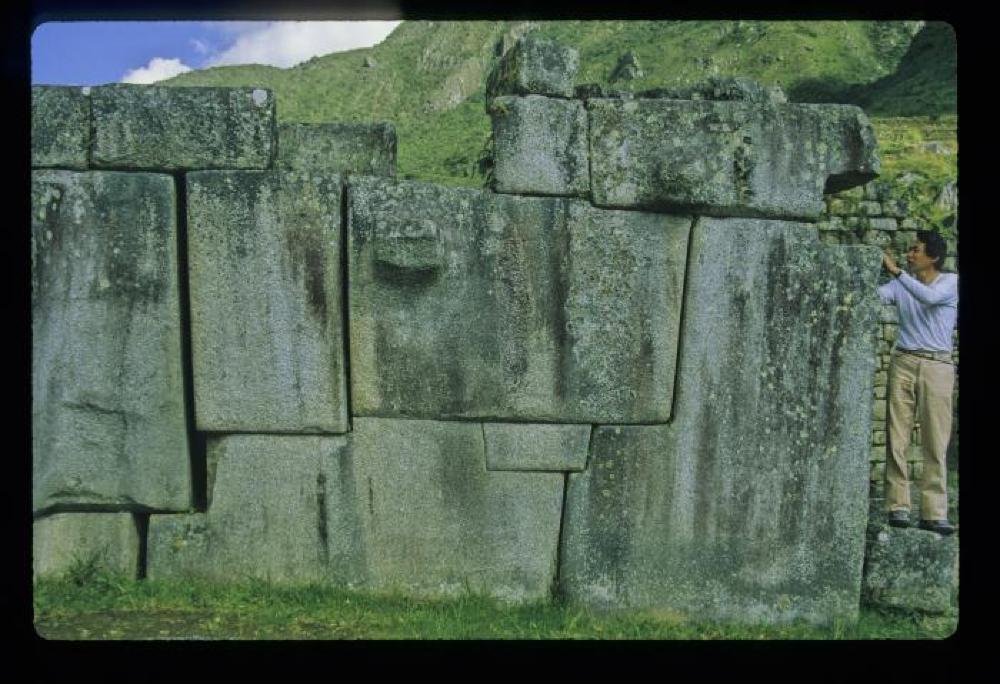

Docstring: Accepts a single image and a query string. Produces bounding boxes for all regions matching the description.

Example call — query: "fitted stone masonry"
[31,36,916,625]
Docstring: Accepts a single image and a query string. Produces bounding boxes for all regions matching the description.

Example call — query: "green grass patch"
[34,575,956,640]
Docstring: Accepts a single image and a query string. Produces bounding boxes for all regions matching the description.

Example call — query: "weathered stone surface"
[561,218,881,624]
[277,122,396,176]
[187,171,348,433]
[31,86,90,169]
[348,177,690,423]
[149,423,565,602]
[588,98,879,219]
[638,76,787,105]
[32,171,190,513]
[486,36,579,99]
[489,95,588,196]
[91,85,275,170]
[33,513,139,579]
[349,418,564,601]
[484,423,590,471]
[862,525,958,615]
[148,436,363,584]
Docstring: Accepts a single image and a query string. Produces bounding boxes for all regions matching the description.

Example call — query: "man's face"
[906,240,939,273]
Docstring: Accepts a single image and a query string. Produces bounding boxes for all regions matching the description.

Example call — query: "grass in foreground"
[33,574,957,641]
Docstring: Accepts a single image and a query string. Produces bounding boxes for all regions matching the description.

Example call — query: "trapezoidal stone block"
[277,122,397,176]
[32,170,191,513]
[348,176,689,423]
[186,170,348,433]
[90,85,276,170]
[147,435,364,585]
[560,218,882,625]
[486,36,579,99]
[483,422,590,471]
[862,526,959,616]
[350,418,564,602]
[489,95,589,197]
[31,86,91,169]
[588,98,879,220]
[33,512,140,580]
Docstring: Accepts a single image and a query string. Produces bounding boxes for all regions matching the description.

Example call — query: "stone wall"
[33,37,929,625]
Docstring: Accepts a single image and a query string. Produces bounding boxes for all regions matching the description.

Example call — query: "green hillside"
[162,20,957,204]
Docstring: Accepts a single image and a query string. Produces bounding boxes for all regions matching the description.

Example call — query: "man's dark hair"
[917,230,948,266]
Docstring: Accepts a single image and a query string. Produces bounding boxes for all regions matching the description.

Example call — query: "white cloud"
[204,21,402,69]
[121,57,193,84]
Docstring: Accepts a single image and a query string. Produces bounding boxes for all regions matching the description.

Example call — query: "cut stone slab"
[484,423,590,471]
[486,36,579,99]
[148,423,565,602]
[186,170,348,433]
[863,525,958,615]
[349,418,564,602]
[561,218,882,624]
[489,95,588,196]
[348,177,690,423]
[277,122,397,176]
[31,86,90,169]
[588,98,880,219]
[32,171,191,513]
[147,435,364,585]
[90,85,276,170]
[33,513,139,580]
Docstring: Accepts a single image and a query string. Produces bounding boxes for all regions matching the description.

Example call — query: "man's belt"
[896,348,954,364]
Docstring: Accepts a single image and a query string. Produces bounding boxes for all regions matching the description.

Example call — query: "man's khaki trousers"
[885,349,955,520]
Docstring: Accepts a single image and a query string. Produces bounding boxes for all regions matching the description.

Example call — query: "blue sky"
[31,21,402,86]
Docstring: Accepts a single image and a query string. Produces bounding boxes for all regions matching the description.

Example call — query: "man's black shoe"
[888,510,910,528]
[918,519,956,536]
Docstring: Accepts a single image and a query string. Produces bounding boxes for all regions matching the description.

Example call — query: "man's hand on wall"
[882,250,901,276]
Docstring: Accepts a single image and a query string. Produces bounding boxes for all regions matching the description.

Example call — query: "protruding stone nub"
[486,36,579,100]
[822,105,881,194]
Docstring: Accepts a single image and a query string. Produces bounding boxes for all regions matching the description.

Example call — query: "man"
[878,230,958,535]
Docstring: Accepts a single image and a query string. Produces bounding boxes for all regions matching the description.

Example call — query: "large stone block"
[486,36,579,99]
[91,85,276,170]
[489,95,588,196]
[862,526,958,615]
[31,86,90,169]
[484,423,590,471]
[147,435,363,584]
[588,98,879,219]
[277,122,396,176]
[148,423,565,602]
[32,171,190,513]
[187,171,348,433]
[349,418,564,602]
[348,177,690,423]
[561,218,882,624]
[33,513,140,580]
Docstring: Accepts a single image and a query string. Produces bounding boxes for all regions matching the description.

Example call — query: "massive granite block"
[277,122,397,176]
[31,86,90,169]
[349,418,564,601]
[187,171,348,433]
[483,423,590,471]
[486,36,579,99]
[148,436,363,584]
[348,177,690,423]
[588,98,879,219]
[148,423,564,601]
[561,218,881,624]
[489,95,588,196]
[32,171,190,513]
[33,513,140,580]
[862,526,959,615]
[90,85,276,170]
